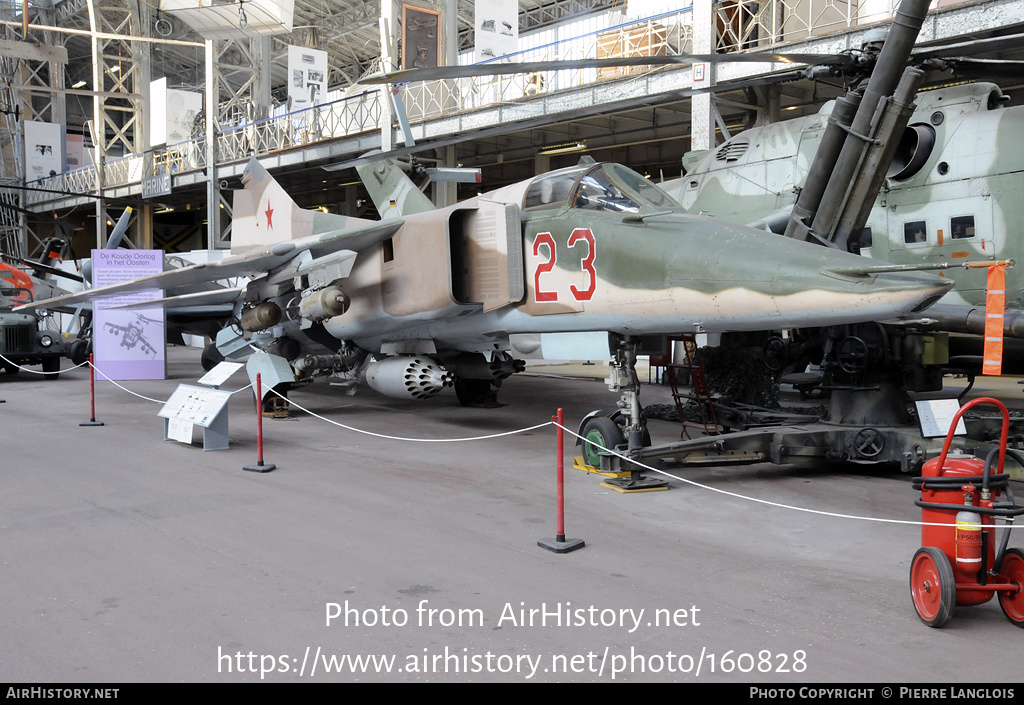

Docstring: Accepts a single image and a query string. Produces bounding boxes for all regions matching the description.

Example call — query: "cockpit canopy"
[523,163,681,213]
[0,266,33,307]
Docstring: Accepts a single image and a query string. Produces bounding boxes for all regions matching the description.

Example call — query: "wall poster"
[402,4,441,70]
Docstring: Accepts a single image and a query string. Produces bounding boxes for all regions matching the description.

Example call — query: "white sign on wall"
[475,0,518,62]
[25,121,64,180]
[287,46,328,110]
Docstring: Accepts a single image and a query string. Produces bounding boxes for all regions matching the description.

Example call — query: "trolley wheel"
[910,547,956,627]
[580,416,624,469]
[997,548,1024,627]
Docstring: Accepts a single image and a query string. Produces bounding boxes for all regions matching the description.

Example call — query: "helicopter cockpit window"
[571,164,682,213]
[523,168,586,209]
[951,215,975,239]
[903,220,928,245]
[0,286,31,304]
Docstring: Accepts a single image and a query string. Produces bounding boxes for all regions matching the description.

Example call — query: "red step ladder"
[668,334,719,439]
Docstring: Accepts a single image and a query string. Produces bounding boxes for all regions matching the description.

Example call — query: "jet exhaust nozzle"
[364,356,454,400]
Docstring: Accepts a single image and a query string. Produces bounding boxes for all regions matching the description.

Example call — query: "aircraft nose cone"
[872,270,953,313]
[819,267,953,321]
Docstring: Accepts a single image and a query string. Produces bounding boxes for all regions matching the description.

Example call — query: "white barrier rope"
[85,361,254,404]
[0,351,89,374]
[555,421,1023,531]
[8,343,1017,532]
[87,361,166,403]
[267,387,553,443]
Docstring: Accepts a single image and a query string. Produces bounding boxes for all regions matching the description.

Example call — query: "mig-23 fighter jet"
[17,155,952,449]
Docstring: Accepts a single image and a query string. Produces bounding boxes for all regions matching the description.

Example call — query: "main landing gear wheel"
[910,547,956,628]
[997,548,1024,627]
[69,339,91,366]
[454,378,498,407]
[580,416,624,469]
[201,343,224,372]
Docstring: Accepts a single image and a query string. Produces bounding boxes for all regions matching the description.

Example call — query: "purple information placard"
[92,249,166,380]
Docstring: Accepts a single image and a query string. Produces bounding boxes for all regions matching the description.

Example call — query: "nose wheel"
[910,547,955,628]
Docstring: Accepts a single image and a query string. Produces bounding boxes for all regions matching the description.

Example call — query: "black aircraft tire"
[69,339,91,367]
[454,378,492,406]
[201,344,225,372]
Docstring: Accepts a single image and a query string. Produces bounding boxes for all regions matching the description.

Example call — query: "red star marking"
[264,201,274,229]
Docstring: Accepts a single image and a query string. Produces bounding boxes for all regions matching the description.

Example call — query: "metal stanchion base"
[243,461,276,473]
[79,419,105,427]
[537,536,585,554]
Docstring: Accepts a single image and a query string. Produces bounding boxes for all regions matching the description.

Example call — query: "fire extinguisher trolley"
[910,397,1024,627]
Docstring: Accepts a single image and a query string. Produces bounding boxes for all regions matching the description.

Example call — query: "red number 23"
[533,228,597,303]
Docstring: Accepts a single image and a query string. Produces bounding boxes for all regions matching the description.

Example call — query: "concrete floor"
[1,347,1022,683]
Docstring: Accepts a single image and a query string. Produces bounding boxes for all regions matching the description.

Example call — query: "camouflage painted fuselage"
[324,161,951,355]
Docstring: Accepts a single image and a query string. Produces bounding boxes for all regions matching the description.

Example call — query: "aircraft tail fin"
[231,158,367,254]
[356,153,435,219]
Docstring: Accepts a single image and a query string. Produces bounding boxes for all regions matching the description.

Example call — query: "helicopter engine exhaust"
[300,286,349,322]
[240,301,282,332]
[364,356,454,400]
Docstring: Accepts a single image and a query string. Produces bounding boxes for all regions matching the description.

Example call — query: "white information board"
[198,361,245,388]
[158,384,232,450]
[916,399,968,439]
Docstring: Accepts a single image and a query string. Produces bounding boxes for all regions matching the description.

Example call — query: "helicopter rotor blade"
[360,52,857,85]
[911,31,1024,60]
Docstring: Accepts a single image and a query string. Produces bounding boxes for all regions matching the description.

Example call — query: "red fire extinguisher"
[910,397,1024,628]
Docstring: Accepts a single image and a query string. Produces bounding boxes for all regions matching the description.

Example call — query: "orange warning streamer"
[983,264,1006,376]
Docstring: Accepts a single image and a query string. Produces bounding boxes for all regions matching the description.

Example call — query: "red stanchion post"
[243,372,276,473]
[79,353,104,427]
[538,408,584,553]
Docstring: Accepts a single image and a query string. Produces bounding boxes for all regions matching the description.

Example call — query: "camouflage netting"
[697,344,779,409]
[643,344,782,424]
